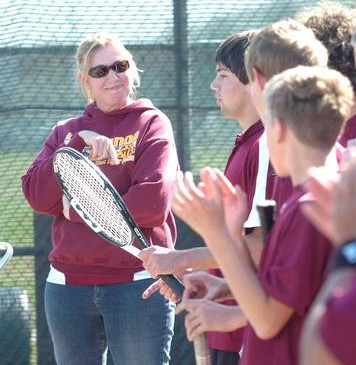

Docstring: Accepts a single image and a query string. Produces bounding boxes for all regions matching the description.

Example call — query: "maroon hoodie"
[22,99,179,285]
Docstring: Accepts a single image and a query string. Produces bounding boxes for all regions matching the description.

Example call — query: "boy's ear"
[252,68,267,91]
[275,117,288,144]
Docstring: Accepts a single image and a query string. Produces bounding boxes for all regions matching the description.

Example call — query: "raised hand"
[302,149,356,245]
[331,152,356,244]
[301,168,335,241]
[214,169,248,241]
[172,167,226,239]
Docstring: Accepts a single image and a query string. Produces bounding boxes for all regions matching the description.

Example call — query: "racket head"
[53,147,133,248]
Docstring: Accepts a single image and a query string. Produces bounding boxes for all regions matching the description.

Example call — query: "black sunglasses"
[88,60,130,78]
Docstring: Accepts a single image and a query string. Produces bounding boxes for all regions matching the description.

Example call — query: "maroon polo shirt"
[320,273,356,365]
[240,185,333,365]
[209,120,265,352]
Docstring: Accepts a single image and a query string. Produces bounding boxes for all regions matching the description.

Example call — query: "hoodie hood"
[84,98,158,121]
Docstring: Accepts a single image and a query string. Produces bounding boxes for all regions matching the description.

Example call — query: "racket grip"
[193,333,212,365]
[161,275,211,365]
[257,200,276,243]
[160,274,185,298]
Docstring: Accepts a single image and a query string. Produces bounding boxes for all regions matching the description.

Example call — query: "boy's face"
[264,111,288,177]
[210,63,251,120]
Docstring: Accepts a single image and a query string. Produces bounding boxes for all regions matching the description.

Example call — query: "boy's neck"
[287,143,331,186]
[238,114,261,131]
[236,106,261,131]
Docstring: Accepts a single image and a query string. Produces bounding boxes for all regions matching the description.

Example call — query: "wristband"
[330,239,356,271]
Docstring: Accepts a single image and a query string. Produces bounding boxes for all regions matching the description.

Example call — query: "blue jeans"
[45,279,175,365]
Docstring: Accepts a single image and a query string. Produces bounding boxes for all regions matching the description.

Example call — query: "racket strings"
[56,153,132,246]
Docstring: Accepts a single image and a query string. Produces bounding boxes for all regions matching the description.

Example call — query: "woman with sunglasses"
[22,33,178,365]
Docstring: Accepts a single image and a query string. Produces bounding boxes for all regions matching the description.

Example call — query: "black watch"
[331,240,356,271]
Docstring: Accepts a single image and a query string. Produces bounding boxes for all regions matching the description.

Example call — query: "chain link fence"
[0,0,355,364]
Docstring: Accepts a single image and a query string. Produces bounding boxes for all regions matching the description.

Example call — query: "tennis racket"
[257,200,276,243]
[0,242,13,269]
[53,147,184,295]
[53,147,211,365]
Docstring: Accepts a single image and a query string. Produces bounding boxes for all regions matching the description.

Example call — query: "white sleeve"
[244,131,270,228]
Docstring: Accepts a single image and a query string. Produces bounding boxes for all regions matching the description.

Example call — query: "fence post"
[173,0,191,172]
[34,213,55,365]
[171,3,197,365]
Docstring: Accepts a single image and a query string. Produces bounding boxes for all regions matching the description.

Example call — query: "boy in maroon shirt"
[296,2,356,147]
[174,65,354,365]
[244,20,330,215]
[140,31,269,365]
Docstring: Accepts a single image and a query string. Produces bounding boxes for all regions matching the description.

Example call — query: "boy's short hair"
[216,30,258,85]
[296,1,356,92]
[264,66,354,150]
[245,19,328,82]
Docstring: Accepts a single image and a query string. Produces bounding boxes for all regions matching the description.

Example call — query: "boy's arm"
[204,227,294,340]
[173,167,294,339]
[244,227,264,267]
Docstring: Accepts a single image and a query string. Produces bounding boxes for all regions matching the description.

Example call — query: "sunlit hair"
[76,33,140,102]
[245,19,328,82]
[296,1,356,92]
[215,30,259,85]
[265,66,354,150]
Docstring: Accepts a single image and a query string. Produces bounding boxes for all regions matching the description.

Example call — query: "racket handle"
[161,276,211,365]
[160,274,185,298]
[194,333,212,365]
[257,200,276,243]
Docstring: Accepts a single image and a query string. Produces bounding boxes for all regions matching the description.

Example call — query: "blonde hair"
[245,19,328,82]
[265,66,354,149]
[76,33,140,102]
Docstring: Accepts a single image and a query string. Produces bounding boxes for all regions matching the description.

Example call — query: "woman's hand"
[78,130,118,165]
